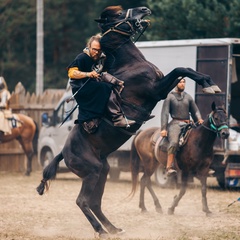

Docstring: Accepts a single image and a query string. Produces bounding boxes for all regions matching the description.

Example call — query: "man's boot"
[107,91,135,128]
[166,153,177,176]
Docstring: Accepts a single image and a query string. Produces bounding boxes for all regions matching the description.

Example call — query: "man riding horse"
[67,34,135,133]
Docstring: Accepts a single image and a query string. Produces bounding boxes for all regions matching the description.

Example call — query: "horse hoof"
[98,229,108,238]
[156,207,163,214]
[141,209,148,213]
[25,172,30,176]
[211,85,221,93]
[167,208,174,215]
[116,228,125,235]
[202,87,215,94]
[206,211,212,217]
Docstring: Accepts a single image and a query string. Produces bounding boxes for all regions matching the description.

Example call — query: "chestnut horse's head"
[208,102,229,139]
[95,6,151,37]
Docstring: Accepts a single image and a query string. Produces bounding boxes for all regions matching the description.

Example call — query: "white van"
[38,84,77,169]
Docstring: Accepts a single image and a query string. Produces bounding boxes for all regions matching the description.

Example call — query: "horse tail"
[36,152,63,195]
[129,131,142,198]
[32,121,39,154]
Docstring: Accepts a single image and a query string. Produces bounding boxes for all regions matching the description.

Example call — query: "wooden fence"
[0,82,65,173]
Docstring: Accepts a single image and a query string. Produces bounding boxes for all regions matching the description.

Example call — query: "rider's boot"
[166,153,177,176]
[107,91,135,128]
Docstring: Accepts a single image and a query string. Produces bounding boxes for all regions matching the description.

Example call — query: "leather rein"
[101,9,150,39]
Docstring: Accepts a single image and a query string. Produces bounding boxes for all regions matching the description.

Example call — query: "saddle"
[152,123,193,161]
[0,110,21,135]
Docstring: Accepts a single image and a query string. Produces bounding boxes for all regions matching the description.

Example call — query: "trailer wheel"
[154,165,176,188]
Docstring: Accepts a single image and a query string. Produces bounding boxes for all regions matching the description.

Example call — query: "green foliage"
[145,0,237,40]
[0,0,239,93]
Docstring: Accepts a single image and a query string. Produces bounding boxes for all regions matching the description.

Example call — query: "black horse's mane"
[100,5,123,20]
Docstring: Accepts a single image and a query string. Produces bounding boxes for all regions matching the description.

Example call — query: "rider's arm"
[68,67,99,79]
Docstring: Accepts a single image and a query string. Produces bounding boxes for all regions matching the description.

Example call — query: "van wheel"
[41,150,54,168]
[154,165,176,188]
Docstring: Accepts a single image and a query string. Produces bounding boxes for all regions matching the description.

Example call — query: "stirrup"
[82,119,100,134]
[166,167,177,176]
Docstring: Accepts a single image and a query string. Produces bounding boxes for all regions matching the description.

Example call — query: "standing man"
[0,76,11,136]
[160,78,204,176]
[0,76,11,109]
[67,34,135,132]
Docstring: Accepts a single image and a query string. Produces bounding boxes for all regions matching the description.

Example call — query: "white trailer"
[109,38,240,188]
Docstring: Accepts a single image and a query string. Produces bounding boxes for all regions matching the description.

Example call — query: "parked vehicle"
[38,38,240,188]
[38,84,77,169]
[109,38,240,188]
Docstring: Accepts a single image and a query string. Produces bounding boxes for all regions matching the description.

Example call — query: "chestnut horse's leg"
[145,176,163,213]
[139,174,148,212]
[168,172,188,215]
[199,176,212,216]
[139,173,162,213]
[17,138,34,176]
[89,158,124,234]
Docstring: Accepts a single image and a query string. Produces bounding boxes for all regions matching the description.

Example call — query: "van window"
[56,99,75,124]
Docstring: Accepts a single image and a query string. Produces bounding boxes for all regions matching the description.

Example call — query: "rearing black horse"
[36,6,221,237]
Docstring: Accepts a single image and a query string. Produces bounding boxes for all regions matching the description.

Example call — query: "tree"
[1,0,240,93]
[145,0,233,40]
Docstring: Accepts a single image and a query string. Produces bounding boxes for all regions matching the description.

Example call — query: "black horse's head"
[95,6,151,37]
[209,102,229,139]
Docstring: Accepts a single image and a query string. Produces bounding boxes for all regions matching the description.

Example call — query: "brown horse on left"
[0,112,38,176]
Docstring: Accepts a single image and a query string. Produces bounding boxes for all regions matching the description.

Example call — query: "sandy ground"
[0,170,239,240]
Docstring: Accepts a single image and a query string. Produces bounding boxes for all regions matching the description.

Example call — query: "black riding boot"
[107,91,135,128]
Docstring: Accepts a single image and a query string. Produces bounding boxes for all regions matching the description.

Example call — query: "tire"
[154,165,176,188]
[109,168,121,181]
[41,150,54,168]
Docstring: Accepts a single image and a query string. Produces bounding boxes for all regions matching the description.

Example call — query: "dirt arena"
[0,170,239,240]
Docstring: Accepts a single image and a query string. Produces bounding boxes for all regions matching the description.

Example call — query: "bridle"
[202,110,229,136]
[100,9,150,39]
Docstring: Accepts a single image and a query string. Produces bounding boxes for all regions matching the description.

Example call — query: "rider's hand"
[198,119,204,125]
[89,70,100,78]
[160,130,167,137]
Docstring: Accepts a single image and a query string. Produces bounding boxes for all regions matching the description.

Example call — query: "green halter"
[209,112,229,136]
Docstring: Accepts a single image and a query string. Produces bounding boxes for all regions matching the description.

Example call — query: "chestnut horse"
[130,102,229,216]
[0,112,38,176]
[36,6,221,237]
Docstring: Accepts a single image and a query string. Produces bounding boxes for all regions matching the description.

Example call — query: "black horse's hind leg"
[139,173,162,213]
[199,176,212,216]
[89,158,124,235]
[158,67,220,100]
[76,167,108,236]
[168,172,188,215]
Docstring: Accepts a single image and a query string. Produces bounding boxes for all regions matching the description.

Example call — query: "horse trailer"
[108,38,240,188]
